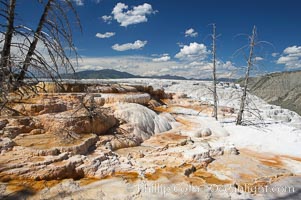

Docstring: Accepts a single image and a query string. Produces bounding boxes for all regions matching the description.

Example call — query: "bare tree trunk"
[236,26,256,125]
[0,0,80,109]
[212,24,218,120]
[17,0,54,83]
[0,0,16,84]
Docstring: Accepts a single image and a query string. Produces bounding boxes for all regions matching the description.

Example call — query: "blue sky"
[17,0,301,78]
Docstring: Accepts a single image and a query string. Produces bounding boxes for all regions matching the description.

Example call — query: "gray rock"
[0,137,15,152]
[3,126,21,139]
[0,119,9,130]
[201,127,212,137]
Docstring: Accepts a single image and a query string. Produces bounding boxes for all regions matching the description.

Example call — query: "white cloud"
[112,3,155,27]
[75,55,240,79]
[159,68,170,73]
[271,53,279,57]
[95,32,115,39]
[277,45,301,69]
[185,28,198,37]
[175,42,209,61]
[112,40,147,51]
[73,0,84,6]
[73,0,102,6]
[278,56,298,63]
[254,56,264,61]
[219,61,237,70]
[283,46,301,55]
[102,15,112,24]
[177,42,185,47]
[75,56,174,76]
[152,54,171,62]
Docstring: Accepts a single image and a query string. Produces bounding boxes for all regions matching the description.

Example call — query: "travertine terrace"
[0,80,301,200]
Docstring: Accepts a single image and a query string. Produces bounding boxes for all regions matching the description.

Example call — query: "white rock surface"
[101,93,151,105]
[178,115,230,138]
[224,123,301,157]
[114,103,173,140]
[201,127,212,137]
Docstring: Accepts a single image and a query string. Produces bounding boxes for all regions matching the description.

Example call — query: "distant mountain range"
[62,69,236,82]
[63,69,137,79]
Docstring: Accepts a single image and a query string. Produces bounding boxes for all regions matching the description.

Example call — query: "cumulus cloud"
[152,54,171,62]
[175,42,209,61]
[102,15,113,24]
[277,46,301,69]
[254,56,264,61]
[112,40,147,51]
[73,0,84,6]
[283,46,301,55]
[185,28,198,37]
[95,32,115,39]
[218,61,238,71]
[112,2,155,27]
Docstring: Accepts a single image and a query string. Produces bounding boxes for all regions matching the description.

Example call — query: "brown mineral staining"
[6,179,60,193]
[79,177,100,186]
[145,167,184,183]
[175,117,198,128]
[144,132,187,147]
[240,149,284,168]
[192,170,231,185]
[157,132,187,141]
[259,158,283,168]
[238,173,257,181]
[282,155,301,162]
[113,171,139,182]
[144,166,230,186]
[14,133,62,150]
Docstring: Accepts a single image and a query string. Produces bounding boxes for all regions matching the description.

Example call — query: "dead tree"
[236,26,256,125]
[16,0,81,86]
[0,0,16,86]
[211,23,218,120]
[0,0,81,107]
[17,0,54,83]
